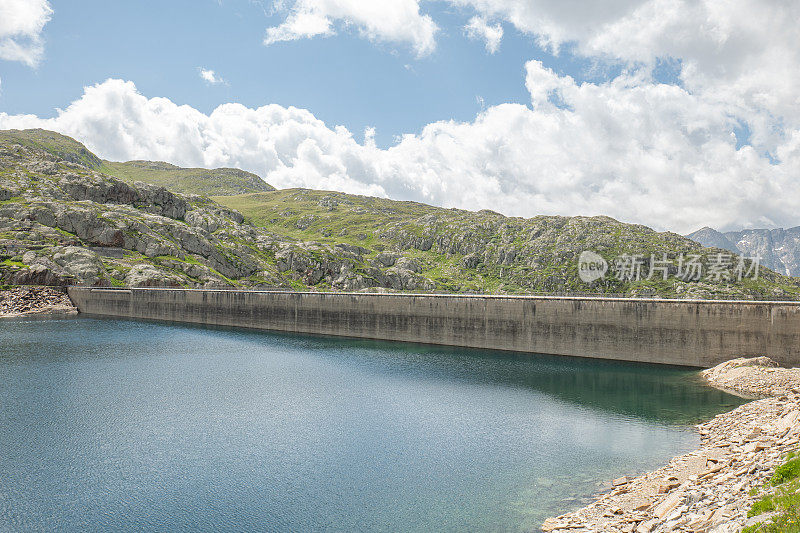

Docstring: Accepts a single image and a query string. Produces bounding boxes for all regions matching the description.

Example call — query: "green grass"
[213,189,435,247]
[772,456,800,486]
[152,254,191,264]
[0,129,102,169]
[748,496,778,519]
[102,160,275,196]
[743,452,800,532]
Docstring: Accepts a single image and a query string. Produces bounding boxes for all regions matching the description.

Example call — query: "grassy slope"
[214,188,436,244]
[102,160,275,196]
[0,129,102,169]
[744,451,800,532]
[215,189,800,298]
[0,129,274,197]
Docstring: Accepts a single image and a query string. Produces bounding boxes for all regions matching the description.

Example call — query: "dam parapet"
[67,287,800,368]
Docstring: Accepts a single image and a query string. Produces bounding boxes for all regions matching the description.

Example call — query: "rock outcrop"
[686,227,740,255]
[0,130,438,291]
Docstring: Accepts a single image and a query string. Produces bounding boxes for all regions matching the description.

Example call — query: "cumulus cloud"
[0,79,389,197]
[264,9,334,44]
[249,0,799,232]
[261,1,799,152]
[463,16,503,53]
[264,0,438,56]
[452,0,800,142]
[0,0,53,66]
[379,61,800,233]
[199,68,227,85]
[1,76,797,234]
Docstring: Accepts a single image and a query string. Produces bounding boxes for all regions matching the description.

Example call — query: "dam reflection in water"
[0,317,743,532]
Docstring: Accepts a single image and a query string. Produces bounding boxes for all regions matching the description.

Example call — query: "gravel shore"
[0,286,77,318]
[541,357,800,533]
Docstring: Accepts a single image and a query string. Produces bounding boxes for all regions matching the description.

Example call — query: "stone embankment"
[541,357,800,533]
[702,357,800,398]
[0,286,77,317]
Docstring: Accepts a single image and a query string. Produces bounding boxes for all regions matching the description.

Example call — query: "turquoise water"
[0,317,744,532]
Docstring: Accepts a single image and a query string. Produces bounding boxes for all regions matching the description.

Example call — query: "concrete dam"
[67,287,800,368]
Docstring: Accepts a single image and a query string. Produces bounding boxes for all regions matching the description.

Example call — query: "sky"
[0,0,798,234]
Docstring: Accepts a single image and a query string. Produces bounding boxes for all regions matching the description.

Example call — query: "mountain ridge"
[101,159,275,196]
[687,226,800,277]
[0,129,275,197]
[2,128,799,299]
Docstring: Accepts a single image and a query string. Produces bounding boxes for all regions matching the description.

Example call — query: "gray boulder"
[385,267,435,291]
[375,251,399,267]
[125,264,183,287]
[394,257,422,273]
[51,246,106,285]
[461,253,481,269]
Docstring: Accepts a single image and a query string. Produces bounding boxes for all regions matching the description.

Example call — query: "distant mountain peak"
[687,226,800,277]
[685,227,739,254]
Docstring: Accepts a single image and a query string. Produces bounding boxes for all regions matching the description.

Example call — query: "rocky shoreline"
[541,357,800,533]
[0,286,77,318]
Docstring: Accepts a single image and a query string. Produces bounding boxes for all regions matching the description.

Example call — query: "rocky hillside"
[688,226,800,277]
[2,128,800,298]
[216,190,800,298]
[0,131,393,289]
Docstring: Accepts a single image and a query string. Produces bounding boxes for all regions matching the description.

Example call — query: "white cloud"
[272,0,798,231]
[0,0,53,66]
[261,1,800,157]
[452,0,800,143]
[463,16,503,54]
[0,79,389,197]
[2,76,798,234]
[264,0,438,56]
[265,9,334,44]
[199,68,227,85]
[364,126,376,147]
[378,61,800,234]
[2,0,799,235]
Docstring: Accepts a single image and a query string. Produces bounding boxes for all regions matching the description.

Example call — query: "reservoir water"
[0,317,744,532]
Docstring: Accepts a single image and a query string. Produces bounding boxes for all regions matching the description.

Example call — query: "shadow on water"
[337,340,742,426]
[75,315,744,426]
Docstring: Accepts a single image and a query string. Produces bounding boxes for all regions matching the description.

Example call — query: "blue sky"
[0,0,798,233]
[2,0,613,148]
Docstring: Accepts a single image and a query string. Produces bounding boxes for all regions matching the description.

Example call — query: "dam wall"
[67,287,800,368]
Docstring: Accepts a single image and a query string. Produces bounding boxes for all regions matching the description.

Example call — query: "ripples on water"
[0,317,744,532]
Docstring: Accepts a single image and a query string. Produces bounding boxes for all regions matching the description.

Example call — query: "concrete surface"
[67,288,800,367]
